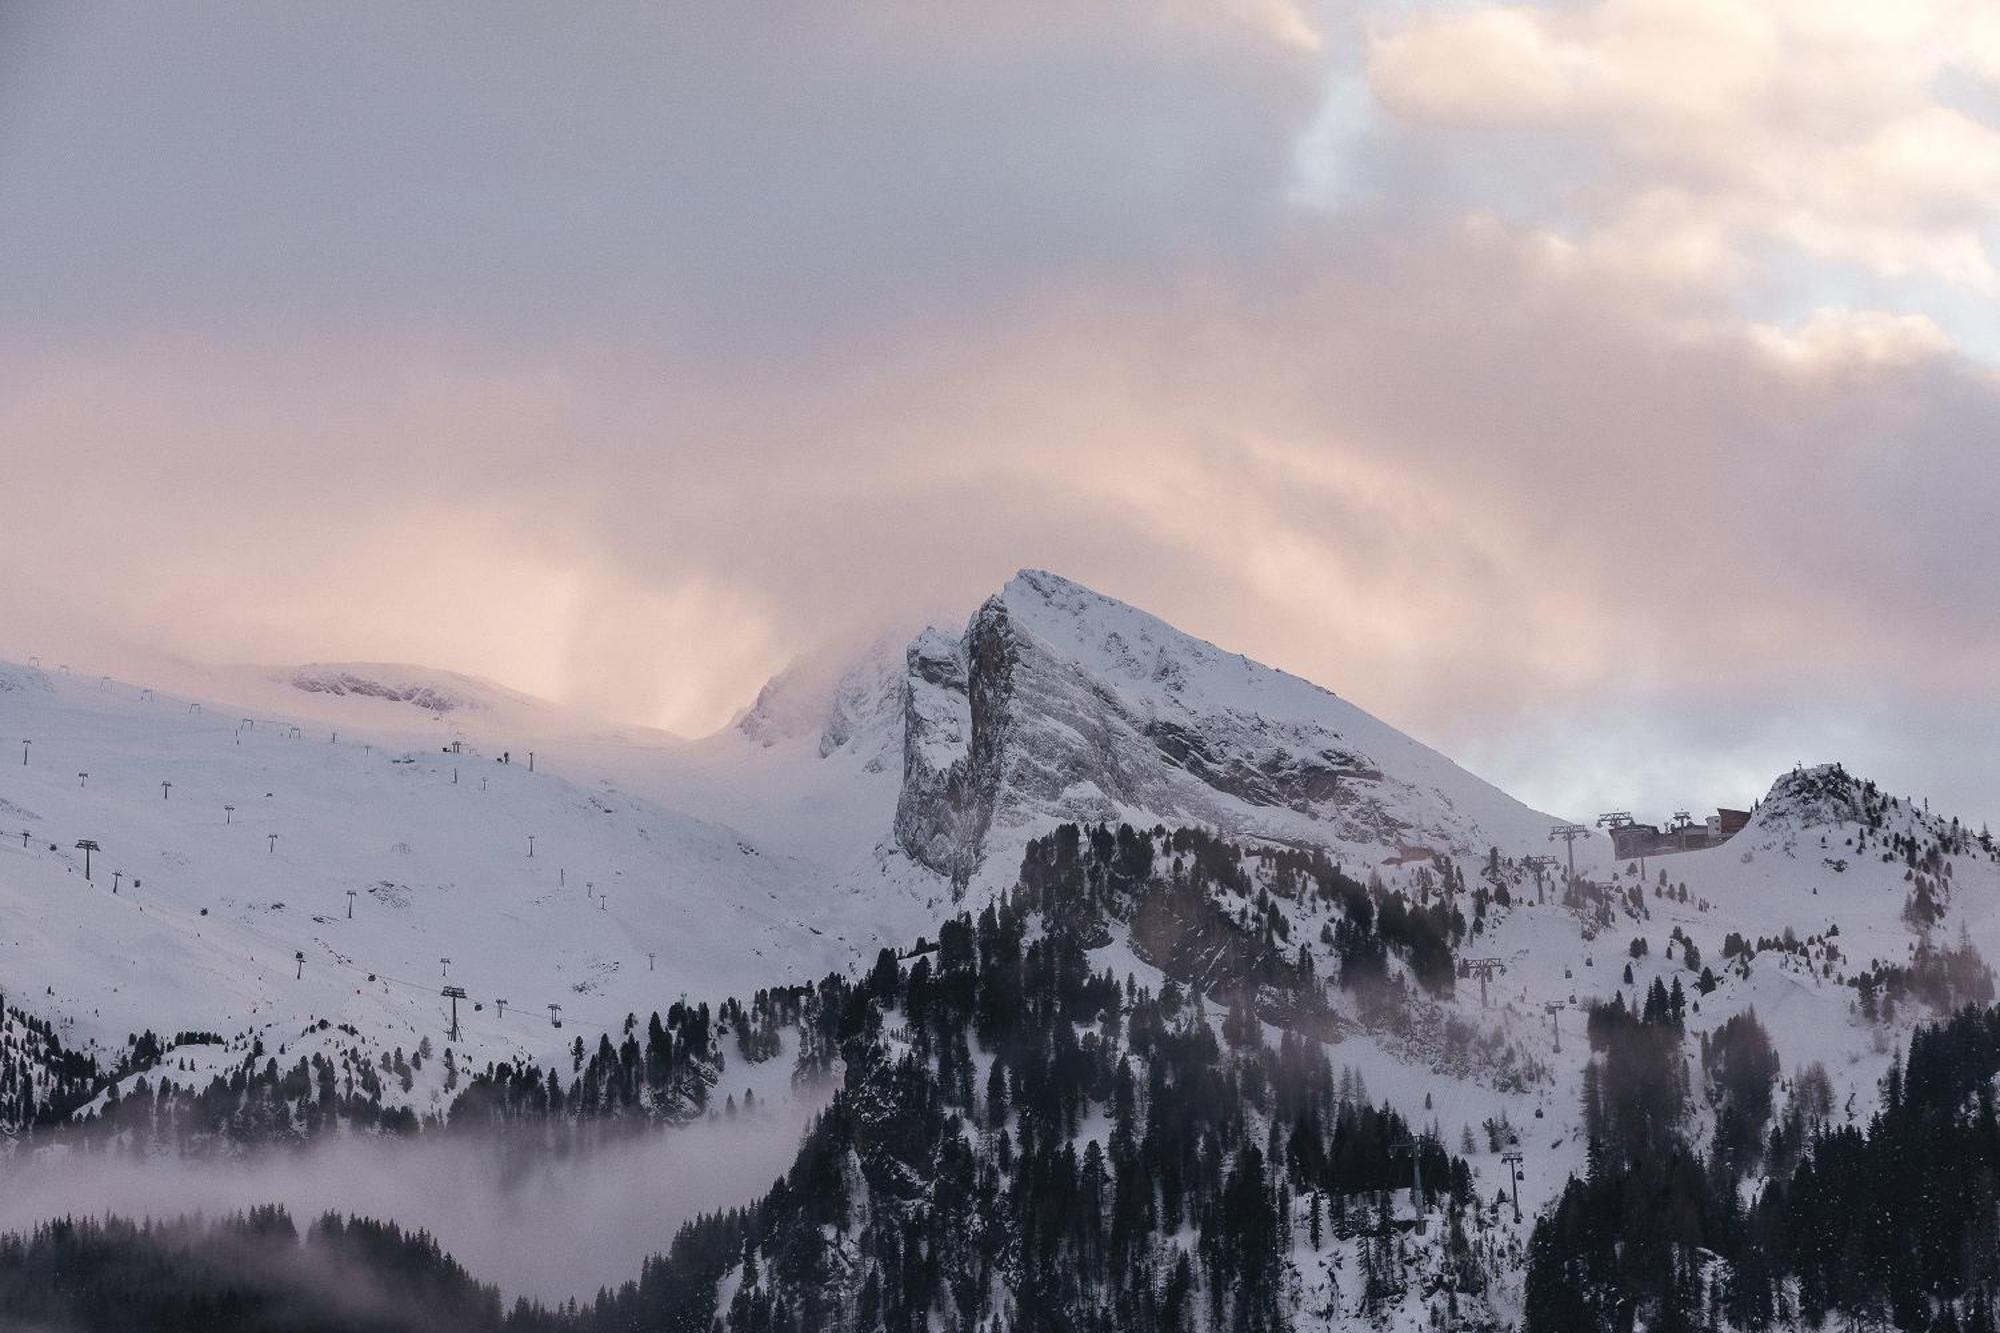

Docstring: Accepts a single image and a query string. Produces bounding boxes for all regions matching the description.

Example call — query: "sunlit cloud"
[2,0,1997,822]
[1366,0,2000,301]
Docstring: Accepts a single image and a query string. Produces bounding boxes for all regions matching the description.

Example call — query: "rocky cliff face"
[890,569,1557,888]
[891,617,1012,886]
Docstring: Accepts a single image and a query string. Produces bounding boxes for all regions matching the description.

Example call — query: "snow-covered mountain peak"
[995,568,1321,708]
[1738,761,1983,870]
[893,569,1562,889]
[1751,762,1872,831]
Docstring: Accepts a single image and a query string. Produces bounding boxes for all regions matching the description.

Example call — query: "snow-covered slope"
[893,570,1564,888]
[1343,761,2000,1237]
[0,666,931,1115]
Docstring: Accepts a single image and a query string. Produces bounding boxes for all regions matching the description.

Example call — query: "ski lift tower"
[1389,1133,1428,1235]
[1463,957,1504,1008]
[442,986,467,1042]
[1548,824,1591,889]
[1669,810,1695,857]
[1597,811,1637,877]
[74,839,99,881]
[1522,854,1559,903]
[1501,1150,1525,1223]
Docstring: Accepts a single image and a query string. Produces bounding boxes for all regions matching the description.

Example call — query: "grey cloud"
[0,3,1320,353]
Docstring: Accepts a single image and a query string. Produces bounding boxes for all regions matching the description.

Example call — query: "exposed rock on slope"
[0,664,54,694]
[283,663,544,717]
[1750,761,1871,830]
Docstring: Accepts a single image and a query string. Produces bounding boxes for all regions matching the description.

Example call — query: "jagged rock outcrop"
[1753,762,1870,829]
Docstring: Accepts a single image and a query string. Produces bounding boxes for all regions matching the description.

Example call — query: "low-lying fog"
[0,1094,829,1304]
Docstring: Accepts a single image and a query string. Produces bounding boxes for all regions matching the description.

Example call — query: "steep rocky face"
[891,626,995,885]
[891,569,1558,888]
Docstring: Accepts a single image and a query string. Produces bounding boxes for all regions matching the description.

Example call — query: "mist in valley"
[0,1093,829,1305]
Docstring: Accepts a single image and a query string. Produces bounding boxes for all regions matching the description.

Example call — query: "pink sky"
[3,1,1997,823]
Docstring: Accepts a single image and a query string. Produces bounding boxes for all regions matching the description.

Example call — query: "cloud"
[0,2,1323,353]
[1365,0,2000,295]
[9,223,1994,745]
[0,1108,829,1305]
[1,0,1997,825]
[1750,308,1957,371]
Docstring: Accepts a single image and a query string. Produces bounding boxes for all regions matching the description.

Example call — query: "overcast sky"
[3,1,1998,825]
